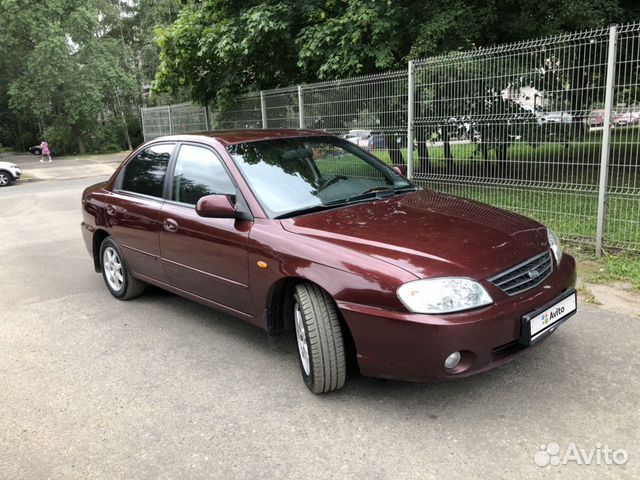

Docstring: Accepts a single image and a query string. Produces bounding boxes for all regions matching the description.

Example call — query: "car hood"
[280,190,549,279]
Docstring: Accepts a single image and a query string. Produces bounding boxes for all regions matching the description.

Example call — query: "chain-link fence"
[141,23,640,254]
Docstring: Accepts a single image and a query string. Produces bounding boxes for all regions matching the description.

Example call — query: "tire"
[31,148,42,156]
[293,283,346,393]
[99,237,146,300]
[0,171,12,187]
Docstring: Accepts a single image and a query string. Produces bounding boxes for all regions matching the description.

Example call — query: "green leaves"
[153,0,636,109]
[0,0,180,152]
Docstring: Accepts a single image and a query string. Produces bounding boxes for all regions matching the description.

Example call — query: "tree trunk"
[385,132,404,168]
[16,122,24,151]
[120,107,132,150]
[415,128,430,174]
[77,135,86,154]
[497,143,508,177]
[441,124,454,171]
[115,96,132,151]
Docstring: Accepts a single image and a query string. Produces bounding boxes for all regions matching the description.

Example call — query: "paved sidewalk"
[1,151,128,182]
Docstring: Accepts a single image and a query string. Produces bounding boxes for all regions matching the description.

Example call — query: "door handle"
[163,218,179,233]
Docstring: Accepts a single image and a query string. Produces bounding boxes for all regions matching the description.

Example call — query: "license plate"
[521,289,577,345]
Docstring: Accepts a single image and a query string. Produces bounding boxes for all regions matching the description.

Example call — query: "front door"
[158,143,252,316]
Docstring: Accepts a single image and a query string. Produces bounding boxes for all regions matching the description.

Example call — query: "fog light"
[444,351,461,370]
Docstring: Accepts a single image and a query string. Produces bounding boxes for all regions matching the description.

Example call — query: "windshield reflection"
[227,136,413,218]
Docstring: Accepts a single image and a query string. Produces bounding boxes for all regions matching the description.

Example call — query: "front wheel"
[99,237,146,300]
[293,283,346,393]
[0,172,12,187]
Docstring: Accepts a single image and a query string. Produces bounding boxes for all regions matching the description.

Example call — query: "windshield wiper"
[275,202,348,219]
[393,185,419,193]
[275,185,418,219]
[341,185,418,204]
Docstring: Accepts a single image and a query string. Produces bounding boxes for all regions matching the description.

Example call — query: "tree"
[0,0,179,153]
[153,0,637,168]
[154,0,636,101]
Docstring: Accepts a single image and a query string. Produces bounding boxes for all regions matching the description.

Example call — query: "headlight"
[397,277,493,314]
[547,229,563,264]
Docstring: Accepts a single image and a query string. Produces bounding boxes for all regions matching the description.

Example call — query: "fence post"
[595,25,618,257]
[140,108,146,142]
[204,105,210,131]
[260,91,267,128]
[407,60,415,180]
[167,105,173,134]
[298,85,305,129]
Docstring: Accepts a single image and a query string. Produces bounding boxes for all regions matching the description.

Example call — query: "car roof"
[153,129,332,147]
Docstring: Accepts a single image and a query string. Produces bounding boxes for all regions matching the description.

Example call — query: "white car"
[538,111,573,124]
[0,161,21,187]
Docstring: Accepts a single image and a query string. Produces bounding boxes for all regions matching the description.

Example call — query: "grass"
[567,245,640,291]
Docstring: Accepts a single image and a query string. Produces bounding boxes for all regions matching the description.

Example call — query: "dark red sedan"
[81,130,577,393]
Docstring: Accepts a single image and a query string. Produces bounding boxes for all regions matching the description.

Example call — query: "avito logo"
[541,306,565,325]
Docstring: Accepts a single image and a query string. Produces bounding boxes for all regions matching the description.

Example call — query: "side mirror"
[392,165,407,176]
[196,194,236,218]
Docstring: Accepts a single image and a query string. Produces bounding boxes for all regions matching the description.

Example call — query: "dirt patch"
[585,281,640,318]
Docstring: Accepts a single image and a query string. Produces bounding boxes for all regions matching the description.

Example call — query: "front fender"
[248,219,417,329]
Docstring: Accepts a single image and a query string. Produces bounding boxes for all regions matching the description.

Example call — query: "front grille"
[489,251,553,296]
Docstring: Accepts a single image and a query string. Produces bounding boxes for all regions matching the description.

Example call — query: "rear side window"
[121,143,174,197]
[172,145,236,205]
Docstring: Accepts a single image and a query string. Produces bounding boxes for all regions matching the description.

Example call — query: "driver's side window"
[172,145,235,205]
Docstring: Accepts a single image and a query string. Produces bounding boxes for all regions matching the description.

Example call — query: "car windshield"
[227,136,414,218]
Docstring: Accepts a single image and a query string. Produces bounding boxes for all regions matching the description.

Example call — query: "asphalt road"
[1,178,638,480]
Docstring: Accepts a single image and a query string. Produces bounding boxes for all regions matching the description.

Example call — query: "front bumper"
[339,254,577,382]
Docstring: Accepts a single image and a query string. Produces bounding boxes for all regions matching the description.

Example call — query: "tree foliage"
[0,0,179,153]
[154,0,638,104]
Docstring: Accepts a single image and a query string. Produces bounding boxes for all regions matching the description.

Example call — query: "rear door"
[158,143,252,316]
[109,142,175,283]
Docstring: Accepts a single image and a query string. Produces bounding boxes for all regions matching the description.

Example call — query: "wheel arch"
[264,276,357,367]
[92,229,110,272]
[0,169,13,182]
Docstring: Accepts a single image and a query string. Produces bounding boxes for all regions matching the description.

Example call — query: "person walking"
[39,140,52,162]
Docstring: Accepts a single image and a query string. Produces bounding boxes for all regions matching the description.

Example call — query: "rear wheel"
[0,172,12,187]
[293,283,346,393]
[99,237,145,300]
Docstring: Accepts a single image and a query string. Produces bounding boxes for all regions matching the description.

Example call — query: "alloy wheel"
[103,246,124,292]
[294,301,311,375]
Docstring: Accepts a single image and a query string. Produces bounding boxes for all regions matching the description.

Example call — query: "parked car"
[586,109,640,128]
[588,109,605,127]
[29,145,43,155]
[343,130,390,150]
[81,130,577,393]
[0,161,21,186]
[612,111,634,126]
[538,111,573,125]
